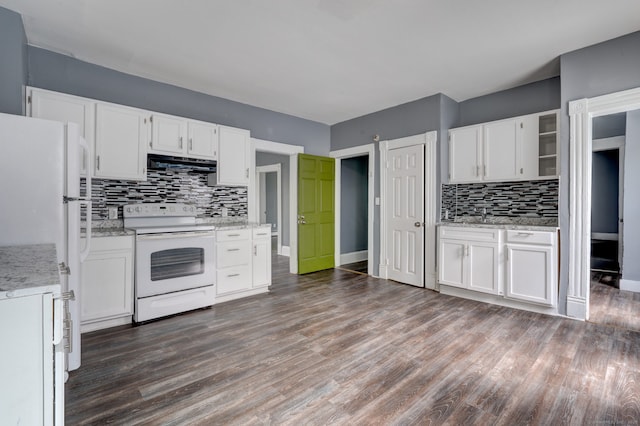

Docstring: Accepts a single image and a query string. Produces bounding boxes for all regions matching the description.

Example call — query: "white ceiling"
[2,0,640,124]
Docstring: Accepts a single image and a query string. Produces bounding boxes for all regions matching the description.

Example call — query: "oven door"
[136,231,215,298]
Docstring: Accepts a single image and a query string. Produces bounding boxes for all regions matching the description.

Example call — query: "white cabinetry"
[149,115,219,160]
[215,229,253,297]
[80,235,134,332]
[95,103,148,181]
[252,226,272,288]
[150,113,186,155]
[438,225,558,314]
[187,120,218,160]
[505,230,557,307]
[448,111,557,183]
[218,125,250,186]
[0,292,58,425]
[438,226,501,295]
[27,87,95,176]
[449,126,482,182]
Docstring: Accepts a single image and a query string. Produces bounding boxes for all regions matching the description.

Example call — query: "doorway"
[569,89,640,329]
[330,144,375,276]
[256,164,282,255]
[379,131,437,289]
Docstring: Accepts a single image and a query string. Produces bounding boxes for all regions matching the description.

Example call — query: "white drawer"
[439,226,500,242]
[506,230,555,245]
[216,267,252,295]
[253,227,271,239]
[216,228,251,242]
[216,240,251,267]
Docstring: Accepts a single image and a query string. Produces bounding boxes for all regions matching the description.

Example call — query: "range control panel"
[123,203,197,218]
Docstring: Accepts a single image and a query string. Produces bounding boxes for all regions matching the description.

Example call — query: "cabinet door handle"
[465,244,470,257]
[246,168,249,178]
[254,245,257,256]
[227,248,240,252]
[227,233,241,237]
[257,232,268,236]
[179,137,183,149]
[189,138,193,151]
[517,232,534,236]
[96,155,100,170]
[483,165,486,176]
[227,273,240,278]
[476,166,480,177]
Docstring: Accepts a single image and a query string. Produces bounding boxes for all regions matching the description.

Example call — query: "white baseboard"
[340,250,368,265]
[281,245,290,257]
[566,296,587,320]
[620,279,640,293]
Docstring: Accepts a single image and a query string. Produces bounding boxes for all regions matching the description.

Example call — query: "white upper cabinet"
[448,110,558,183]
[27,88,95,176]
[218,125,250,186]
[95,103,149,181]
[187,120,218,160]
[150,115,218,160]
[150,113,187,155]
[483,119,519,181]
[449,126,482,182]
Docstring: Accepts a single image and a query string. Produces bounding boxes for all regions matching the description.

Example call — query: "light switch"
[108,206,118,219]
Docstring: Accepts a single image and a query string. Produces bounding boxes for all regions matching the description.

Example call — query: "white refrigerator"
[0,112,93,373]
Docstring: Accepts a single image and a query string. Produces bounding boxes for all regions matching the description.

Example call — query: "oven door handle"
[137,231,214,240]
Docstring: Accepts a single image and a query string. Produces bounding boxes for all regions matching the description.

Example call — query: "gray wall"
[559,30,640,314]
[0,7,27,115]
[265,173,278,231]
[331,93,444,276]
[27,47,330,155]
[256,152,290,246]
[340,156,368,254]
[623,110,640,281]
[591,149,619,234]
[593,113,626,139]
[458,77,561,127]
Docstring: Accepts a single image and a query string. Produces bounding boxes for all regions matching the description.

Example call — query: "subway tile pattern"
[441,179,558,220]
[81,170,247,220]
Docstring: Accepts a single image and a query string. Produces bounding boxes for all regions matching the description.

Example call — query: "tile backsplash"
[82,170,247,220]
[441,179,558,220]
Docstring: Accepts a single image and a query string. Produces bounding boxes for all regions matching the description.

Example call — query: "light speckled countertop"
[82,219,270,236]
[0,244,61,295]
[439,216,558,231]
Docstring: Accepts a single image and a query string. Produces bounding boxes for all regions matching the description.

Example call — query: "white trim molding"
[620,279,640,293]
[340,250,368,265]
[256,163,282,255]
[330,144,375,276]
[379,131,437,288]
[568,86,640,320]
[250,138,304,274]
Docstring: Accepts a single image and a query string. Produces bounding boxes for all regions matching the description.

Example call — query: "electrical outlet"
[221,207,228,217]
[108,206,118,219]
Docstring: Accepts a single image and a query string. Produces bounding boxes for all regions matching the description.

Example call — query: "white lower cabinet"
[438,225,558,313]
[438,226,501,295]
[80,235,134,332]
[252,226,272,288]
[214,226,271,302]
[505,230,557,307]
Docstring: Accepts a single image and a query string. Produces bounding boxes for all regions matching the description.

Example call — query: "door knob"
[414,222,423,227]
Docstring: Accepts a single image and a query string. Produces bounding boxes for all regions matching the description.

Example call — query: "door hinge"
[150,116,153,123]
[520,122,523,129]
[58,262,70,275]
[27,95,32,104]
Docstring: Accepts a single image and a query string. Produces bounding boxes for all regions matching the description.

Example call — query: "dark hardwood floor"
[66,253,640,425]
[590,271,640,331]
[336,260,368,275]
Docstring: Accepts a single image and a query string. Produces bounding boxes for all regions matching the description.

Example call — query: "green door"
[298,154,335,274]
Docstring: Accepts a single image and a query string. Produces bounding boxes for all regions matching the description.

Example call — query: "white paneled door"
[386,144,424,287]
